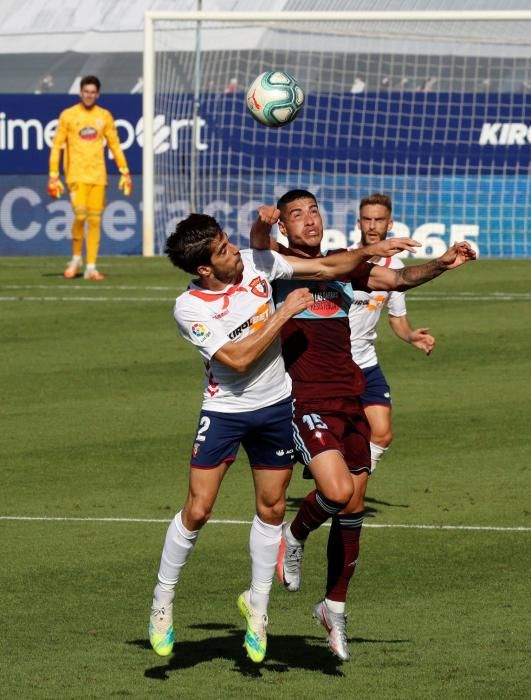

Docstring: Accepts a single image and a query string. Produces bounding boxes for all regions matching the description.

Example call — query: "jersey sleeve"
[387,290,407,317]
[247,248,294,281]
[347,260,374,290]
[174,296,229,363]
[103,109,128,171]
[49,110,68,173]
[386,256,407,316]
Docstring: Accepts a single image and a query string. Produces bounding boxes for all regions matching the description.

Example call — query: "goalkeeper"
[48,75,132,280]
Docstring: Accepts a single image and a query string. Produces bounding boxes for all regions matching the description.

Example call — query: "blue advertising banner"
[0,175,142,256]
[0,95,143,174]
[2,92,531,175]
[196,91,531,175]
[0,95,143,255]
[1,93,530,256]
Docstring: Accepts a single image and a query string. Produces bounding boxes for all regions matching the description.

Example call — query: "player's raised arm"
[367,241,476,291]
[283,237,420,281]
[249,205,281,251]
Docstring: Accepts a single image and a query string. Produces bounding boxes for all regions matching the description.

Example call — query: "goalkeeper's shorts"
[68,182,106,213]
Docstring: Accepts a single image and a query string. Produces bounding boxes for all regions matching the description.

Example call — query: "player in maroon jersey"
[250,190,475,661]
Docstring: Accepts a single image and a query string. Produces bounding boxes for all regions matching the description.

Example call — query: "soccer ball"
[246,71,304,128]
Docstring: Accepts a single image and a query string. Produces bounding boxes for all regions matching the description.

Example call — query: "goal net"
[143,10,531,258]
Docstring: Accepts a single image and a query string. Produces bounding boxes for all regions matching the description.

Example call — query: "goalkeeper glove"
[118,167,132,196]
[47,172,64,199]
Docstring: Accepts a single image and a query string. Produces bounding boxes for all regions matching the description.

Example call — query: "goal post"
[143,9,531,258]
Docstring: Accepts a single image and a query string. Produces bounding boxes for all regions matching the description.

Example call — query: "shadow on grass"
[285,494,410,517]
[364,495,410,518]
[41,272,81,278]
[285,495,306,512]
[129,624,410,680]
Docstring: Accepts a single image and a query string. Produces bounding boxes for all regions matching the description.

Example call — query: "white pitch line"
[405,295,531,302]
[0,296,171,302]
[363,523,530,532]
[1,295,530,304]
[0,515,528,532]
[1,284,182,291]
[1,286,530,301]
[1,291,530,303]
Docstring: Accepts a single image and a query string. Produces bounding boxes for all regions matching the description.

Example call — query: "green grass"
[1,256,529,699]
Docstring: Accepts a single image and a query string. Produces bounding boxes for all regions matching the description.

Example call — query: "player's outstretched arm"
[213,287,314,373]
[284,238,420,281]
[389,315,435,355]
[368,241,476,291]
[249,205,281,252]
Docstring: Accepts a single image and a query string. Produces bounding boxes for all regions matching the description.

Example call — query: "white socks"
[325,598,346,614]
[249,515,283,614]
[285,523,303,546]
[370,441,388,473]
[153,511,199,607]
[152,512,283,615]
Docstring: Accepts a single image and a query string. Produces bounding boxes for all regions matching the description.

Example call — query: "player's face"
[80,84,100,109]
[358,204,393,246]
[208,232,243,284]
[278,197,323,251]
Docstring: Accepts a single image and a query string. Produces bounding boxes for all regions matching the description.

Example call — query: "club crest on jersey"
[79,126,98,141]
[249,276,269,298]
[314,430,325,445]
[191,322,212,343]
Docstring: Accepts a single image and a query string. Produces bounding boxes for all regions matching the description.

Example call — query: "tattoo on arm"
[394,259,445,290]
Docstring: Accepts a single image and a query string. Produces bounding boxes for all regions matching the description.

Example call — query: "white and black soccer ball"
[246,71,304,128]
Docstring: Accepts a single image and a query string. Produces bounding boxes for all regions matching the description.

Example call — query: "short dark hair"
[165,213,222,274]
[276,189,317,214]
[359,193,392,215]
[80,75,101,91]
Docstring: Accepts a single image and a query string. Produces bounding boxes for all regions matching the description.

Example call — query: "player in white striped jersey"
[349,194,435,472]
[174,248,293,413]
[148,212,419,663]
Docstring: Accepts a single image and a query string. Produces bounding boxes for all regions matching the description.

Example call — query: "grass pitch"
[1,256,529,699]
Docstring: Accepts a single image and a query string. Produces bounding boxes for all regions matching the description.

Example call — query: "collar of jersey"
[188,281,246,302]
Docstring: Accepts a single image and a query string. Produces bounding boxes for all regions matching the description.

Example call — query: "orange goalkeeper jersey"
[49,103,128,186]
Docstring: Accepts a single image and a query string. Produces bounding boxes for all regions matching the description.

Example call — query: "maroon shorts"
[292,396,370,474]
